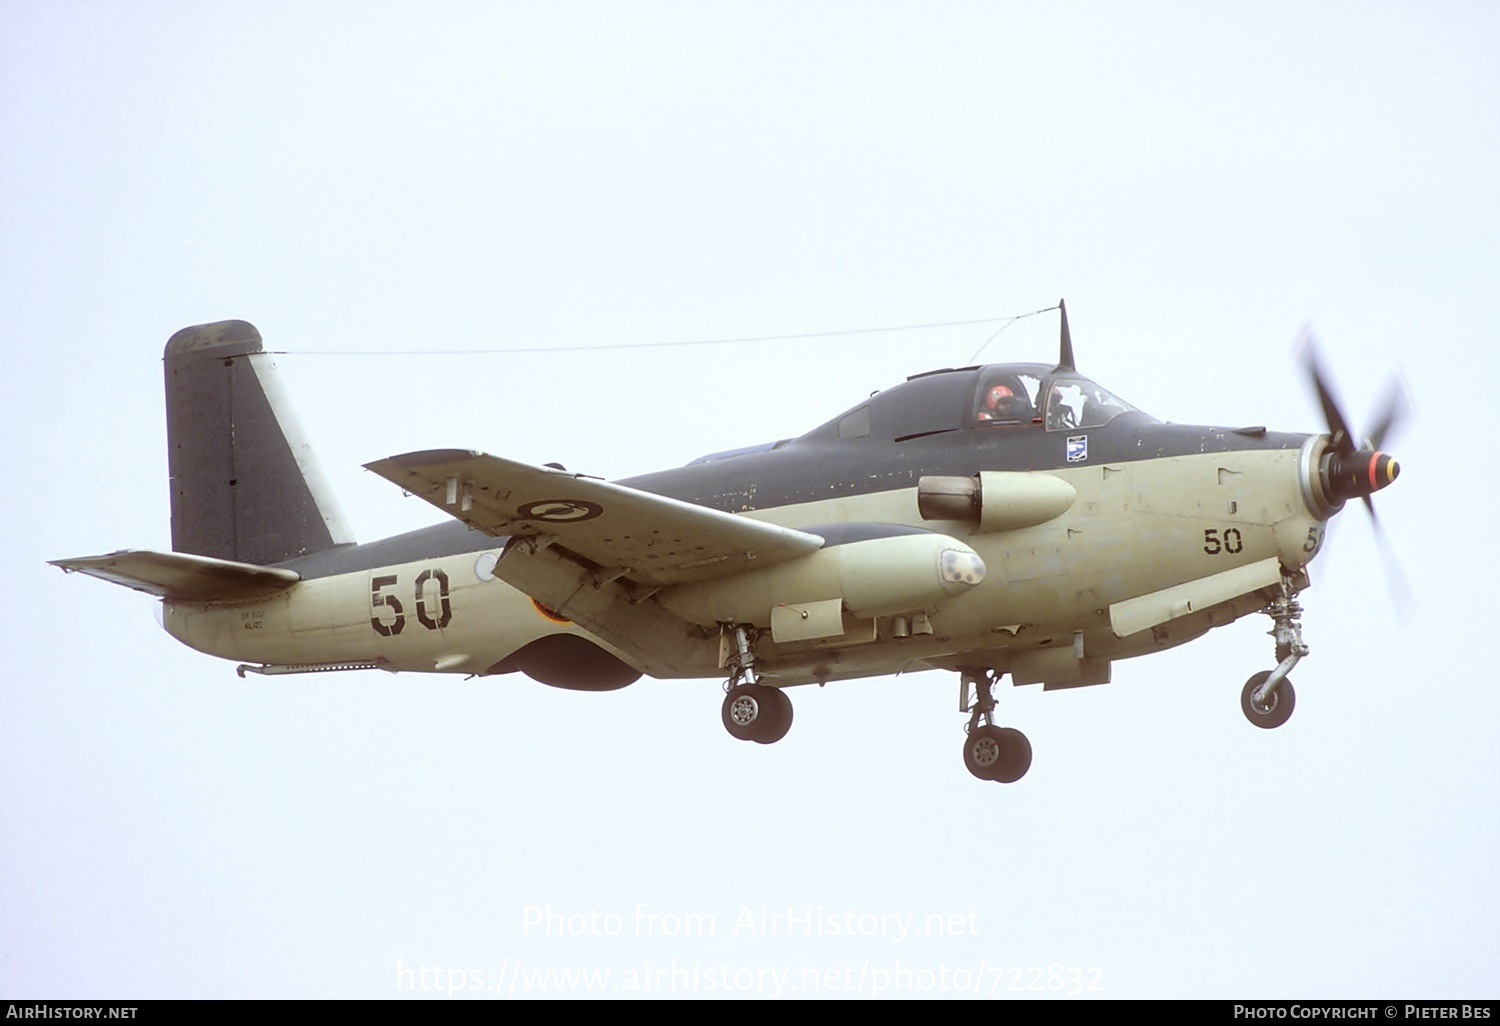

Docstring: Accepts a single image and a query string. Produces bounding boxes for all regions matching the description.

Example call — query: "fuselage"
[163,362,1331,690]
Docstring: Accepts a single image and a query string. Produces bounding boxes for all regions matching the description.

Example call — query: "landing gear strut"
[1241,578,1306,729]
[960,670,1032,783]
[719,624,793,744]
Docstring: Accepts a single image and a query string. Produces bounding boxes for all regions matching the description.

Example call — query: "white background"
[3,0,1496,999]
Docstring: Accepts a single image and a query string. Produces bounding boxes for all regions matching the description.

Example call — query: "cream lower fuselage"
[165,426,1329,691]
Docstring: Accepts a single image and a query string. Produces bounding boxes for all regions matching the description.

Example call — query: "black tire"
[1241,671,1295,729]
[753,686,793,745]
[990,727,1033,783]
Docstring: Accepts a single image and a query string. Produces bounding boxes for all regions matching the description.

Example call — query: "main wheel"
[1241,671,1295,729]
[990,727,1033,783]
[964,724,1031,782]
[753,686,793,745]
[963,725,1006,780]
[722,683,789,743]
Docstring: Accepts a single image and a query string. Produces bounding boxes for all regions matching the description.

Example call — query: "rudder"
[165,319,352,565]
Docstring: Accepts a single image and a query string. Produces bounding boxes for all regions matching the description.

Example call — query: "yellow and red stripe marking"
[1368,452,1400,492]
[532,598,571,624]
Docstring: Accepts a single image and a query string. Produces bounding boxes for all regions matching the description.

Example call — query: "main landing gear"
[1240,579,1307,730]
[960,670,1032,783]
[719,625,793,745]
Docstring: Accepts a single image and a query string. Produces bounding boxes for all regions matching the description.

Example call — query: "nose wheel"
[960,670,1032,783]
[1241,578,1306,729]
[1241,671,1295,729]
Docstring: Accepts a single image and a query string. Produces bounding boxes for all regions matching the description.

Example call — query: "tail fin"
[165,319,353,565]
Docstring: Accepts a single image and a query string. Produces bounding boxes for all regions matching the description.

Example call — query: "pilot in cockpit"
[976,381,1035,424]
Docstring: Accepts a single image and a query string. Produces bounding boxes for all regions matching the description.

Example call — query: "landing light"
[941,549,986,586]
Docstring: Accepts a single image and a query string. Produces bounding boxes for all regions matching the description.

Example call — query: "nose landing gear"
[1241,579,1307,730]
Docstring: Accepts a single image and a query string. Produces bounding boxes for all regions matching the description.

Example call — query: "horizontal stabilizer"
[50,549,300,602]
[364,449,825,587]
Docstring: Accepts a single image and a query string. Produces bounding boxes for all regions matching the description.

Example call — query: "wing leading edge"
[363,450,825,588]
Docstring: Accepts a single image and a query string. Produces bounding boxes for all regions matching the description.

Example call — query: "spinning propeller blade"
[1297,330,1412,615]
[1298,332,1356,457]
[1363,372,1415,453]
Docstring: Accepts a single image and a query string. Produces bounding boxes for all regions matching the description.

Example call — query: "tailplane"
[50,549,299,601]
[165,319,352,565]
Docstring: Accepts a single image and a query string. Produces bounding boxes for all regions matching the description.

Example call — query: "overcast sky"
[3,0,1497,1000]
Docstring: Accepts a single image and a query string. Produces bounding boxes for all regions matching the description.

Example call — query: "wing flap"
[50,550,300,601]
[363,449,824,587]
[496,542,710,677]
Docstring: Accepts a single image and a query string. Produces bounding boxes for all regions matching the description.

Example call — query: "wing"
[363,450,824,588]
[1108,556,1283,637]
[50,550,300,601]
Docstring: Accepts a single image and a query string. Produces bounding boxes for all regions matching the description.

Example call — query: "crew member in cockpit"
[976,382,1034,424]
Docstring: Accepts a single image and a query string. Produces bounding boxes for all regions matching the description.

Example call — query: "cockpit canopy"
[971,364,1141,432]
[818,363,1146,445]
[689,363,1149,465]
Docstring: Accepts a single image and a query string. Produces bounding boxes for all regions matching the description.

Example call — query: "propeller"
[1363,373,1415,454]
[1296,330,1413,613]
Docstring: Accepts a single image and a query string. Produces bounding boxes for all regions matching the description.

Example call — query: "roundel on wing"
[517,498,604,523]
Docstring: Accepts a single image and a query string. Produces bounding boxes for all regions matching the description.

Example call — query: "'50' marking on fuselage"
[370,569,453,636]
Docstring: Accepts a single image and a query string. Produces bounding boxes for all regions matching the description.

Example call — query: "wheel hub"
[970,735,1000,768]
[729,695,760,727]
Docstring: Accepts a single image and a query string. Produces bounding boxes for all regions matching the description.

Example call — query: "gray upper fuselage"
[277,362,1311,580]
